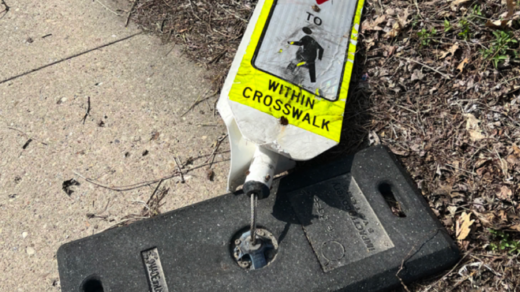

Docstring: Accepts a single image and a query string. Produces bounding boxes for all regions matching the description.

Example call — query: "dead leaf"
[497,185,513,200]
[385,45,397,57]
[389,145,409,156]
[457,57,469,72]
[498,210,508,223]
[447,206,458,217]
[513,144,520,155]
[385,21,401,38]
[510,224,520,232]
[397,8,410,27]
[440,43,459,59]
[451,0,471,11]
[365,38,376,51]
[464,113,486,141]
[361,15,386,32]
[506,154,520,165]
[385,9,410,38]
[486,19,512,29]
[456,211,475,240]
[369,131,381,146]
[485,0,516,28]
[474,211,495,227]
[411,69,425,81]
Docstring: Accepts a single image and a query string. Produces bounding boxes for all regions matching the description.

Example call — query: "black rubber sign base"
[58,146,460,292]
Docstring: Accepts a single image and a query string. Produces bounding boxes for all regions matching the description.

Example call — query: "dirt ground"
[0,0,230,291]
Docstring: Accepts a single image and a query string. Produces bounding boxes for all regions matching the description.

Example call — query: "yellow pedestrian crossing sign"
[219,0,365,161]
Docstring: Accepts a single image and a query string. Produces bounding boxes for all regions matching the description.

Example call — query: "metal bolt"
[235,239,241,245]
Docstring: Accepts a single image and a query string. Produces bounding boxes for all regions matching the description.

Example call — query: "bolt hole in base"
[378,182,406,217]
[81,275,104,292]
[231,227,278,270]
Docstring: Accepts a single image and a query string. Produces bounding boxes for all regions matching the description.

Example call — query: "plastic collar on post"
[243,181,270,200]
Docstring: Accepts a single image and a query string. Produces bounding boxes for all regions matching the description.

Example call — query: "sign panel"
[228,0,364,142]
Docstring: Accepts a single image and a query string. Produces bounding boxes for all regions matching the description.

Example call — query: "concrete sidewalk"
[0,0,229,291]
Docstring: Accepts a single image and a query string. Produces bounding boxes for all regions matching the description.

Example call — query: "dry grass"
[125,0,520,290]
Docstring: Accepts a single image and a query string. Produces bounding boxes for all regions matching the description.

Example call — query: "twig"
[8,127,29,138]
[165,43,176,56]
[480,76,520,99]
[398,57,453,79]
[95,0,122,16]
[205,134,228,169]
[396,228,442,292]
[22,139,32,150]
[174,157,185,183]
[73,159,229,192]
[86,198,112,219]
[125,0,138,27]
[208,50,228,65]
[82,96,91,124]
[413,0,423,19]
[422,249,474,292]
[181,88,218,117]
[0,0,9,15]
[146,180,163,205]
[101,217,149,232]
[1,32,142,85]
[395,104,418,114]
[7,127,48,146]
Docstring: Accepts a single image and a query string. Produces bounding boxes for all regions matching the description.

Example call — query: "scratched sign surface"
[228,0,364,142]
[289,174,394,272]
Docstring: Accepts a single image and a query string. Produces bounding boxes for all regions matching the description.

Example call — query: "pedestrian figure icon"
[287,27,324,83]
[252,0,356,100]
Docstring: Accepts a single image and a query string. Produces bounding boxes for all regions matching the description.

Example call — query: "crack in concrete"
[0,32,142,85]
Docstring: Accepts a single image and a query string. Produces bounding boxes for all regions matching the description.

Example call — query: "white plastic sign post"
[218,0,364,191]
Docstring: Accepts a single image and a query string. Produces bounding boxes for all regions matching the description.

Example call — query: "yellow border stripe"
[340,0,365,102]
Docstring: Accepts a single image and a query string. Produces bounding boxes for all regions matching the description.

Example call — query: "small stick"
[413,0,423,19]
[165,43,176,56]
[425,249,474,291]
[101,217,149,232]
[398,57,452,79]
[95,0,121,16]
[181,88,217,117]
[8,127,29,138]
[8,127,48,146]
[22,139,32,149]
[82,96,91,124]
[174,157,185,183]
[396,228,442,292]
[208,50,227,65]
[206,134,228,169]
[146,179,163,206]
[0,0,9,14]
[73,159,229,192]
[125,0,138,27]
